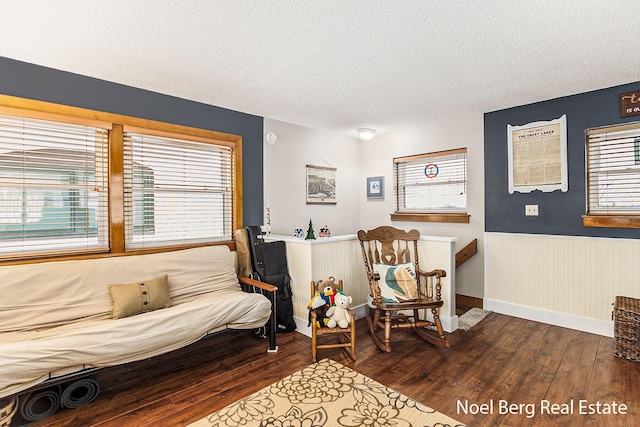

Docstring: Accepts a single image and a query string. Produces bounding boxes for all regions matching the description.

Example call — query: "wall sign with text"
[620,91,640,117]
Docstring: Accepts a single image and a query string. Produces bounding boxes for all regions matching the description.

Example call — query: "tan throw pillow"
[109,275,171,319]
[372,262,418,303]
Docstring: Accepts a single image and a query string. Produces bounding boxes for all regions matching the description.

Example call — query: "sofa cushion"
[109,275,171,319]
[0,245,240,333]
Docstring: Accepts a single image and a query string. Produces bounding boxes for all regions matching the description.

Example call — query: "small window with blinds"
[0,114,110,256]
[123,130,233,249]
[584,122,640,228]
[391,148,469,223]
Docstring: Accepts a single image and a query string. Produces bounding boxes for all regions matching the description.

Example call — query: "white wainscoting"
[485,232,640,337]
[266,234,458,337]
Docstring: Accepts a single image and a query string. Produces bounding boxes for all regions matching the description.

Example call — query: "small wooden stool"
[309,279,356,362]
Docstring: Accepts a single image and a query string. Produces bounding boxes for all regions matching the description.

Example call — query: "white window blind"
[586,123,640,214]
[394,148,467,212]
[0,114,109,256]
[123,131,233,249]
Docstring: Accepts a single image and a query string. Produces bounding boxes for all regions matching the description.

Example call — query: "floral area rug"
[188,358,464,427]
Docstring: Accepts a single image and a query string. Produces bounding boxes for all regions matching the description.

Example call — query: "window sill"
[391,212,470,223]
[582,215,640,229]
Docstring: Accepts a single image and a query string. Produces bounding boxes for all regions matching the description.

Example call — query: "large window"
[0,114,109,257]
[391,148,469,223]
[0,96,242,261]
[123,130,233,249]
[584,122,640,228]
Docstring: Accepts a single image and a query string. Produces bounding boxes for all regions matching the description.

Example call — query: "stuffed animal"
[308,303,330,328]
[307,292,330,329]
[307,293,325,310]
[316,276,336,306]
[326,292,353,329]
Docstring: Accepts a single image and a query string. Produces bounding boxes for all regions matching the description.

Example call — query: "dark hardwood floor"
[23,312,640,427]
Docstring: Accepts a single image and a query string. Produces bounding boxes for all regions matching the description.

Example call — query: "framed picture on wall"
[367,176,384,199]
[306,164,337,204]
[507,114,568,194]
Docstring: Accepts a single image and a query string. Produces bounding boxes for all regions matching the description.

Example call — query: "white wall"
[263,114,485,299]
[358,115,485,298]
[262,119,361,236]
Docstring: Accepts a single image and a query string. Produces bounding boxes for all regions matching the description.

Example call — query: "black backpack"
[245,226,296,333]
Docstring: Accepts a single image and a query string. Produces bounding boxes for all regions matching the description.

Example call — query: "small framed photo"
[367,176,384,199]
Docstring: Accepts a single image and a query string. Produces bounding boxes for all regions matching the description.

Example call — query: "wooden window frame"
[391,147,470,224]
[0,95,243,264]
[583,121,640,229]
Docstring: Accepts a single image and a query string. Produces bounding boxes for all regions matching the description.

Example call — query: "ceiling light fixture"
[358,128,376,141]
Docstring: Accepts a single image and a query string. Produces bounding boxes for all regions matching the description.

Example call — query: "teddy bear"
[315,276,336,306]
[325,292,353,329]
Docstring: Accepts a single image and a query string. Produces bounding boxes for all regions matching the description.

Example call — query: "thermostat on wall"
[265,132,278,144]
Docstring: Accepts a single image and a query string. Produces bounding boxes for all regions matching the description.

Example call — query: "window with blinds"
[586,122,640,216]
[123,130,233,249]
[394,148,467,213]
[0,114,110,256]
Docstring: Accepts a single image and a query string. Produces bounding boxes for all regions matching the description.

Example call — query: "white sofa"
[0,245,272,400]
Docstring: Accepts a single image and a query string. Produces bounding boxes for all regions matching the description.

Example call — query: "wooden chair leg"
[371,308,380,331]
[366,311,390,353]
[350,321,356,360]
[431,307,450,348]
[311,328,318,362]
[383,310,392,350]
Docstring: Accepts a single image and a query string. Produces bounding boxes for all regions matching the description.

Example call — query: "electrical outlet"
[525,204,539,216]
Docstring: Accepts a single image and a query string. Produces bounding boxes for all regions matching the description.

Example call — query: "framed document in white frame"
[507,114,568,194]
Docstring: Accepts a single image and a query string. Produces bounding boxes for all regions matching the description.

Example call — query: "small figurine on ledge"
[305,220,316,240]
[319,225,331,238]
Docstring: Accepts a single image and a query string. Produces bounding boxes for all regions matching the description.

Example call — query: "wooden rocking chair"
[357,226,450,352]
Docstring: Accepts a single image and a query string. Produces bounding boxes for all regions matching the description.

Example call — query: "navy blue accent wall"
[0,57,264,226]
[485,81,640,238]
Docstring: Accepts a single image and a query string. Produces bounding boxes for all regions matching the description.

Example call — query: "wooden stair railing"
[455,238,477,268]
[454,238,482,310]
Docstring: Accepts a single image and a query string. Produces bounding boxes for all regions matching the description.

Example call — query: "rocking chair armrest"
[415,268,447,278]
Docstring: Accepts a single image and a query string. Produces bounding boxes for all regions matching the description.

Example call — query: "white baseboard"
[484,298,614,337]
[441,314,458,333]
[294,316,312,338]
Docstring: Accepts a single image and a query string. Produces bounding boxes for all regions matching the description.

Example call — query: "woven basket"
[0,397,17,427]
[614,296,640,363]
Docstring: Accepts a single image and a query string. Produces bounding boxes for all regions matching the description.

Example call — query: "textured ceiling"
[1,1,639,138]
